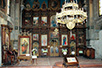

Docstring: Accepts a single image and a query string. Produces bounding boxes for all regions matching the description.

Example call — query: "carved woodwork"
[84,48,95,59]
[49,0,60,10]
[1,25,13,65]
[22,1,86,57]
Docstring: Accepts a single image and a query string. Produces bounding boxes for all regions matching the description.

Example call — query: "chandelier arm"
[76,0,77,3]
[65,0,66,4]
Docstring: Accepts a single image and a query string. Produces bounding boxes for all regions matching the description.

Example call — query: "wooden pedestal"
[84,48,95,59]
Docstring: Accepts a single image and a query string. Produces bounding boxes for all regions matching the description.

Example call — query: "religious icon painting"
[41,17,47,26]
[32,42,39,56]
[25,17,30,24]
[55,46,59,53]
[50,15,58,27]
[33,17,39,26]
[50,31,59,38]
[33,34,39,40]
[50,46,54,53]
[70,40,76,53]
[70,34,76,40]
[33,42,39,48]
[41,35,47,46]
[62,35,68,46]
[18,36,31,56]
[41,48,48,56]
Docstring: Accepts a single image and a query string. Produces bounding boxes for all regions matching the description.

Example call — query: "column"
[0,25,2,67]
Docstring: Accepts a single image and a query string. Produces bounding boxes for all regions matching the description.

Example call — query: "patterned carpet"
[1,56,102,68]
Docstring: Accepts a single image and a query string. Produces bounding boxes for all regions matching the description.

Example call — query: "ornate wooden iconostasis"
[21,0,86,57]
[1,25,13,64]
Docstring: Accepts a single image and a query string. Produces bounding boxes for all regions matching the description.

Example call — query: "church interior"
[0,0,102,68]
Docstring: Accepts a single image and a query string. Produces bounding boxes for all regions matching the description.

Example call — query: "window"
[99,0,102,16]
[7,0,10,15]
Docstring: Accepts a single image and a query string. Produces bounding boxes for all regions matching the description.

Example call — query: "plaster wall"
[88,0,102,58]
[90,30,102,58]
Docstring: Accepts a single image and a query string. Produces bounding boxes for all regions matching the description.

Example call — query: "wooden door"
[50,39,59,56]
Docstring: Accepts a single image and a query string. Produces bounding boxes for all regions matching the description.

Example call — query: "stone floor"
[1,56,102,68]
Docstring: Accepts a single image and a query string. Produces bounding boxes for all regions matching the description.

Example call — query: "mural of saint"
[21,40,28,54]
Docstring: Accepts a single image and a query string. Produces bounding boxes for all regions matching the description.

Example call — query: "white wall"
[90,30,102,58]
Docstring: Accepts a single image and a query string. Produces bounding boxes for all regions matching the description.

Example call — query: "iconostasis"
[21,0,86,57]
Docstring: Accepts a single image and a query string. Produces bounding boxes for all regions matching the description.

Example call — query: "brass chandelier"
[56,0,87,29]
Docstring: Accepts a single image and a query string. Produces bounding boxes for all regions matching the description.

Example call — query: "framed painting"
[41,17,47,26]
[61,35,68,46]
[70,33,76,53]
[32,42,39,56]
[33,17,39,26]
[50,15,58,27]
[41,35,47,46]
[33,34,39,40]
[18,36,31,56]
[70,34,76,40]
[24,17,31,25]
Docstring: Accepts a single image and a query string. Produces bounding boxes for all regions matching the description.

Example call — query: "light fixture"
[56,0,87,30]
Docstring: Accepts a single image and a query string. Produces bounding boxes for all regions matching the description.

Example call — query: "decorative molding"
[40,1,47,11]
[19,30,32,36]
[25,3,31,11]
[32,0,40,11]
[49,0,60,10]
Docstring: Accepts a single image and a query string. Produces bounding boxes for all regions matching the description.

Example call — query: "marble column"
[0,26,2,66]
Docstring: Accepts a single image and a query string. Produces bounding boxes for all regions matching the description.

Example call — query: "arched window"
[99,0,102,16]
[7,0,10,15]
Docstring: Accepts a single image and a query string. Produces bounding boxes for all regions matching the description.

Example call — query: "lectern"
[63,56,80,68]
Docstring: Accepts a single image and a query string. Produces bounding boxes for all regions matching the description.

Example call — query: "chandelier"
[56,0,87,29]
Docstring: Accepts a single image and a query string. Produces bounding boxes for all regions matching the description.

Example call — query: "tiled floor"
[1,56,102,68]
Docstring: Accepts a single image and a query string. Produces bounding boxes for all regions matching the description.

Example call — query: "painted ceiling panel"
[25,0,48,8]
[25,0,84,8]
